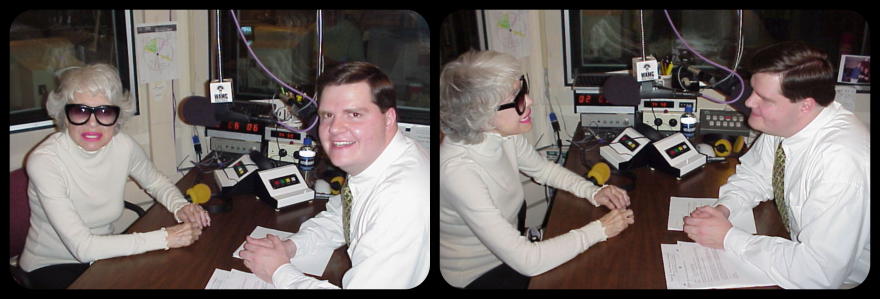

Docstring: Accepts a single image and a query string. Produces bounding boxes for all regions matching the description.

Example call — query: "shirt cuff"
[272,263,302,288]
[723,226,749,256]
[588,185,609,207]
[573,220,608,250]
[713,200,739,219]
[172,204,185,223]
[150,227,170,251]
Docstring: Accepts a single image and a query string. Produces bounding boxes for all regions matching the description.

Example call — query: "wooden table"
[528,126,789,289]
[69,162,351,289]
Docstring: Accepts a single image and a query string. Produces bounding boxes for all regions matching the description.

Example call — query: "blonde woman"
[440,50,634,289]
[21,64,208,288]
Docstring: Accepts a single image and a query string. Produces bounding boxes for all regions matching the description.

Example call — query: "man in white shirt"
[683,42,870,288]
[239,62,430,289]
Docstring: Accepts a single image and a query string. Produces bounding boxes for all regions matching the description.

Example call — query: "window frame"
[10,10,139,133]
[217,10,430,125]
[562,10,870,87]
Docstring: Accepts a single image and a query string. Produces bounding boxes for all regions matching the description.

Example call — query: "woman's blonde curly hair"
[440,50,521,145]
[45,63,136,133]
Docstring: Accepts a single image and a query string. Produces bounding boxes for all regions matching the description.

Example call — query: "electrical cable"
[707,10,744,89]
[216,10,223,81]
[663,10,745,104]
[317,10,324,76]
[228,10,318,133]
[545,68,572,141]
[639,10,647,60]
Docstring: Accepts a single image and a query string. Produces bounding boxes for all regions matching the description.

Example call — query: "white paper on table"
[661,241,775,289]
[227,269,276,289]
[233,226,333,277]
[206,268,230,289]
[667,197,757,234]
[205,268,277,289]
[661,243,688,289]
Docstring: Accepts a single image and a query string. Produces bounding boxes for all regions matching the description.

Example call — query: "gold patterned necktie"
[342,180,353,246]
[772,141,790,233]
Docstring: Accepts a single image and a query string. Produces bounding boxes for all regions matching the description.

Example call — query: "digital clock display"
[643,100,676,108]
[270,130,301,140]
[214,121,263,135]
[573,93,609,106]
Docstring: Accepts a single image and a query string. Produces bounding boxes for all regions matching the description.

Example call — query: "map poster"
[135,22,179,84]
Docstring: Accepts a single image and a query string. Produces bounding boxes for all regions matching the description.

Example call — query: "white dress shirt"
[273,130,431,289]
[440,132,608,288]
[716,102,870,288]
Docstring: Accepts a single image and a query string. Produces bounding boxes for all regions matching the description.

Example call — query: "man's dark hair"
[316,62,396,113]
[748,41,836,107]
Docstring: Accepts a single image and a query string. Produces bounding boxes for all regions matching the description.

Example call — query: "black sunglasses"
[65,104,121,126]
[497,74,529,115]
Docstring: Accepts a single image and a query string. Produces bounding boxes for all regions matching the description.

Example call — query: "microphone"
[604,75,701,105]
[603,75,641,106]
[212,102,278,125]
[179,96,278,127]
[179,96,220,127]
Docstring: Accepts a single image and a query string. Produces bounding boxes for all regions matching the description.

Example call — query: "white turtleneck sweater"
[440,132,609,288]
[21,131,189,272]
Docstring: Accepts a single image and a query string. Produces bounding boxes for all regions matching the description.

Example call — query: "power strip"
[267,141,301,164]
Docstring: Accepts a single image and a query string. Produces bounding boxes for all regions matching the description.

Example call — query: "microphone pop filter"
[603,75,641,106]
[179,96,221,127]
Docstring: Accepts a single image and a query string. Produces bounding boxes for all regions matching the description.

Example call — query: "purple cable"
[663,10,745,104]
[228,10,319,133]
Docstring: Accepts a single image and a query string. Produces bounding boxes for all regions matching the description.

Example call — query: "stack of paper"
[206,268,275,289]
[662,197,771,288]
[662,242,775,289]
[205,226,334,289]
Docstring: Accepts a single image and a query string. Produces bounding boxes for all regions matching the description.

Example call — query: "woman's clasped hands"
[165,221,202,248]
[165,203,211,248]
[593,185,634,238]
[599,208,635,238]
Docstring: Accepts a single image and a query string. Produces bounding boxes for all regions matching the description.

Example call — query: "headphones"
[321,169,347,195]
[185,183,232,214]
[329,176,345,195]
[702,134,746,157]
